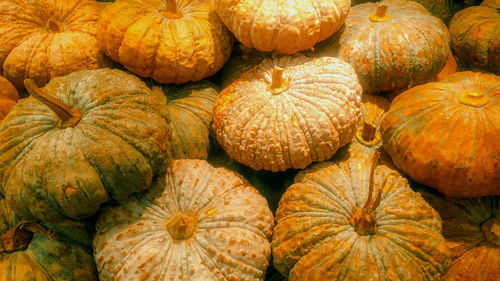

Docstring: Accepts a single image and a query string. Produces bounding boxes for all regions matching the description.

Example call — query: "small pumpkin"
[0,75,18,121]
[317,0,450,94]
[381,71,500,197]
[98,0,233,84]
[0,198,97,281]
[415,185,500,281]
[272,153,451,280]
[213,55,362,172]
[214,0,350,55]
[93,159,274,281]
[449,0,500,74]
[0,0,108,89]
[0,68,171,222]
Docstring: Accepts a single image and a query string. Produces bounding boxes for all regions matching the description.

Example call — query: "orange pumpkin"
[0,0,108,89]
[381,72,500,197]
[0,75,18,121]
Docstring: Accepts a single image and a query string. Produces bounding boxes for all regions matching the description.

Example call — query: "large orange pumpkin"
[0,0,108,89]
[381,71,500,197]
[0,75,18,121]
[98,0,233,84]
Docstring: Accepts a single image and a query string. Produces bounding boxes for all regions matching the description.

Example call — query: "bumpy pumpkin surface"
[94,159,274,281]
[98,0,233,84]
[0,75,18,121]
[272,153,451,280]
[415,186,500,281]
[0,0,107,89]
[319,0,450,94]
[0,199,97,281]
[381,72,500,197]
[213,55,362,172]
[449,0,500,74]
[149,79,218,159]
[214,0,350,54]
[0,68,171,222]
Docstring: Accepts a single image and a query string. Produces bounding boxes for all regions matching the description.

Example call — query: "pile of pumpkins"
[0,0,498,280]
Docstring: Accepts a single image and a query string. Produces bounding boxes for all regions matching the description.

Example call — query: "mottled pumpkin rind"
[0,75,18,121]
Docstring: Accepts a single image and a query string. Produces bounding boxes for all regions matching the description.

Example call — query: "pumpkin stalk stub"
[356,122,381,147]
[162,0,182,19]
[369,4,391,22]
[458,91,490,107]
[45,18,64,32]
[24,79,82,128]
[167,214,196,240]
[481,218,500,247]
[0,221,57,253]
[269,66,288,95]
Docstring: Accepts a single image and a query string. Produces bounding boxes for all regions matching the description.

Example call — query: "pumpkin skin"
[0,68,171,222]
[0,0,108,89]
[93,159,274,281]
[381,71,500,197]
[319,0,450,94]
[415,186,500,281]
[149,79,218,159]
[213,55,362,172]
[98,0,233,84]
[214,0,351,55]
[449,0,500,74]
[0,75,18,121]
[0,199,97,281]
[271,152,451,280]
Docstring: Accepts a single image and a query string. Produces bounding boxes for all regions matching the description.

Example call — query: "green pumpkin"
[0,68,171,222]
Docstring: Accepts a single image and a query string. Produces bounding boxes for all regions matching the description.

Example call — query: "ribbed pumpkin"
[214,0,350,55]
[94,159,274,281]
[0,75,18,121]
[0,68,171,222]
[318,0,450,94]
[0,198,97,281]
[272,153,451,280]
[98,0,233,84]
[0,0,107,89]
[213,55,363,172]
[381,71,500,197]
[149,79,218,159]
[449,0,500,74]
[415,186,500,281]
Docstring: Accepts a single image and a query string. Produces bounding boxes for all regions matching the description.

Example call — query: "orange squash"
[0,75,18,121]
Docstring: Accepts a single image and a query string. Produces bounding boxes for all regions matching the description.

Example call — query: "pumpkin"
[0,75,18,121]
[213,55,363,172]
[93,159,274,281]
[214,0,350,55]
[0,68,171,222]
[381,71,500,197]
[149,79,218,159]
[0,198,97,281]
[0,0,108,89]
[317,0,450,94]
[271,153,451,280]
[449,0,500,74]
[414,185,500,281]
[98,0,233,84]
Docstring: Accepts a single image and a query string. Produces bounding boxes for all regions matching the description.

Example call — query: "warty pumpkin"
[272,153,451,280]
[381,71,500,197]
[317,0,450,94]
[93,159,274,281]
[0,198,97,281]
[98,0,233,84]
[0,68,171,222]
[415,185,500,281]
[213,0,351,55]
[213,54,363,172]
[449,0,500,74]
[0,75,18,121]
[0,0,108,89]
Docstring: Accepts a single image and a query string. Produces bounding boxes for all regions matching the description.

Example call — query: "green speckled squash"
[0,199,97,281]
[0,68,171,222]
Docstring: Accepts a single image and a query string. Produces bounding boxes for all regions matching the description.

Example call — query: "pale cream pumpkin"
[93,159,274,281]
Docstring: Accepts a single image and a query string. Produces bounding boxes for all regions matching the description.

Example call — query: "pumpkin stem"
[45,18,64,32]
[0,221,57,253]
[163,0,182,19]
[24,79,82,128]
[458,91,490,107]
[269,67,288,95]
[481,218,500,247]
[369,4,391,22]
[167,214,196,240]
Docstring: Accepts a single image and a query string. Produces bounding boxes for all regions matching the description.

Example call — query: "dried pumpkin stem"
[269,67,288,95]
[363,152,380,210]
[361,122,377,142]
[369,4,391,22]
[24,79,82,128]
[481,218,500,247]
[167,214,196,240]
[0,221,57,253]
[458,91,490,107]
[163,0,182,19]
[46,18,64,32]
